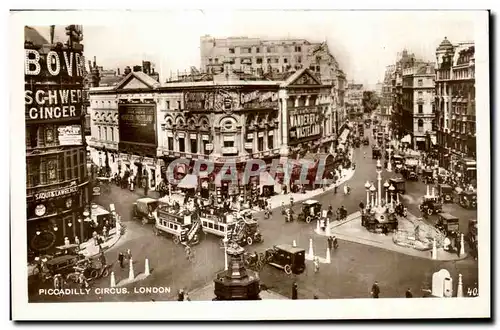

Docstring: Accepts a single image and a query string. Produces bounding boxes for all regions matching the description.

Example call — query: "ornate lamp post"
[383,180,390,206]
[387,146,393,172]
[369,184,376,207]
[364,181,371,206]
[376,159,383,208]
[389,184,395,207]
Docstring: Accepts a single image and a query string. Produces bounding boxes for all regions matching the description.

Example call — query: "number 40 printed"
[467,286,479,297]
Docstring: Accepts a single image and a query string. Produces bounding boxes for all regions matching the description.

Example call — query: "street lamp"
[223,230,229,271]
[387,146,393,172]
[369,184,376,207]
[376,159,383,207]
[364,181,371,206]
[383,180,390,206]
[389,184,395,207]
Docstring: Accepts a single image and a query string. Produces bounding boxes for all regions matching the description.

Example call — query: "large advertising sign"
[184,89,279,111]
[118,104,156,146]
[57,124,82,145]
[24,45,85,122]
[288,110,321,143]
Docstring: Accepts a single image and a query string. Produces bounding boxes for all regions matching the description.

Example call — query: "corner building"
[88,68,337,199]
[24,26,90,255]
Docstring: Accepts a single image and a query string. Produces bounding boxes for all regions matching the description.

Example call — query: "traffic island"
[319,212,469,261]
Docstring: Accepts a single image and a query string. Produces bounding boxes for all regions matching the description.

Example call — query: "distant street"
[29,127,478,302]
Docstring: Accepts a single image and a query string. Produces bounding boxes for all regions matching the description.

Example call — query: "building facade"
[401,63,436,150]
[88,68,337,198]
[435,37,476,184]
[346,83,364,113]
[25,26,90,254]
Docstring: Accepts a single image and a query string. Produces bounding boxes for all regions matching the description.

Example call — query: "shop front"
[27,180,90,257]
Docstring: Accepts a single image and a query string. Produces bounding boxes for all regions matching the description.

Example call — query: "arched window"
[165,117,174,128]
[200,117,210,130]
[188,118,196,130]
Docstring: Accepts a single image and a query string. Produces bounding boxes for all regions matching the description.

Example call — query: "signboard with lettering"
[240,90,279,109]
[184,92,214,110]
[118,104,157,146]
[35,184,79,201]
[57,124,82,145]
[25,45,85,122]
[288,110,321,143]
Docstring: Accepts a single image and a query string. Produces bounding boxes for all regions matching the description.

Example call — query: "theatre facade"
[88,68,337,200]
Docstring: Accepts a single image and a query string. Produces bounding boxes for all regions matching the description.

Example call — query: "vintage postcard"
[10,9,490,320]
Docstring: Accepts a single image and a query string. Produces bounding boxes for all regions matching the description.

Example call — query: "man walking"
[118,252,125,269]
[371,281,380,298]
[291,282,298,300]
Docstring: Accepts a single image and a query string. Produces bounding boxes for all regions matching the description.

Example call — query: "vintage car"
[402,164,419,181]
[353,137,361,148]
[419,196,443,216]
[392,155,404,173]
[422,168,435,184]
[362,208,398,233]
[229,218,263,246]
[435,213,460,236]
[45,254,83,278]
[389,177,406,195]
[362,137,369,145]
[372,146,382,159]
[297,200,322,223]
[437,184,454,203]
[267,244,306,275]
[458,190,477,209]
[132,197,159,224]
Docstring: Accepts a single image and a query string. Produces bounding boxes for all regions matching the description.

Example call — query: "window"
[284,58,288,64]
[166,101,170,109]
[208,58,213,64]
[256,47,260,53]
[283,45,290,52]
[168,137,174,151]
[274,58,279,64]
[223,140,234,148]
[177,101,181,109]
[418,104,423,114]
[111,128,114,141]
[203,140,210,155]
[295,46,302,52]
[191,139,197,154]
[98,126,102,140]
[104,127,108,141]
[256,58,263,64]
[214,58,219,64]
[297,56,302,63]
[267,58,272,64]
[178,138,185,152]
[418,79,423,87]
[242,47,251,54]
[418,91,423,98]
[47,159,57,182]
[45,126,55,144]
[229,48,235,54]
[258,136,264,151]
[28,158,40,187]
[417,119,424,132]
[268,134,273,150]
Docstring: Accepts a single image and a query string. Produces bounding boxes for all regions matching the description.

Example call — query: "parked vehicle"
[372,146,382,159]
[422,169,434,184]
[267,244,306,275]
[437,184,454,203]
[132,198,159,225]
[297,200,322,223]
[457,191,477,209]
[389,177,406,195]
[435,213,459,236]
[419,196,443,216]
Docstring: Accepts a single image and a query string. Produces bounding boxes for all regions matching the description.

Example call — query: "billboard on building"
[57,124,82,145]
[118,104,156,146]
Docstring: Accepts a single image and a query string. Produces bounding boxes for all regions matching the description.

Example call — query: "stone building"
[435,37,476,184]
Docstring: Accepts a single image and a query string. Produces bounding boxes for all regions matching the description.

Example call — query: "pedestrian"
[290,196,294,207]
[320,218,325,232]
[371,281,380,298]
[102,226,108,240]
[74,236,80,249]
[456,233,462,257]
[405,288,413,298]
[118,252,125,269]
[184,292,191,301]
[177,289,185,301]
[313,295,319,299]
[313,256,320,273]
[99,251,107,266]
[327,236,333,250]
[291,282,298,300]
[144,182,149,196]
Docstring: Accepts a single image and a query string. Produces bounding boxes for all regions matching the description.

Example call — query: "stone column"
[213,127,222,155]
[305,95,311,106]
[240,114,248,155]
[253,131,258,152]
[264,129,269,151]
[294,95,300,108]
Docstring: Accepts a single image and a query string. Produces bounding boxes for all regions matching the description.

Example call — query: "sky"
[38,11,478,87]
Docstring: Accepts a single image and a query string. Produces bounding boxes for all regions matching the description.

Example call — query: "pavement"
[28,130,478,302]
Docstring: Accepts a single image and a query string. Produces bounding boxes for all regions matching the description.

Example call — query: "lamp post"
[387,146,393,172]
[364,181,371,206]
[369,184,376,207]
[383,180,390,206]
[389,184,395,207]
[223,230,229,271]
[376,159,383,208]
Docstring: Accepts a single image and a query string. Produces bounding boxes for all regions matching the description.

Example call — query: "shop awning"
[178,174,198,189]
[339,129,350,143]
[401,134,412,143]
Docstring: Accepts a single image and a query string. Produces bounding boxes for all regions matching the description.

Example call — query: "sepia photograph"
[10,8,490,320]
